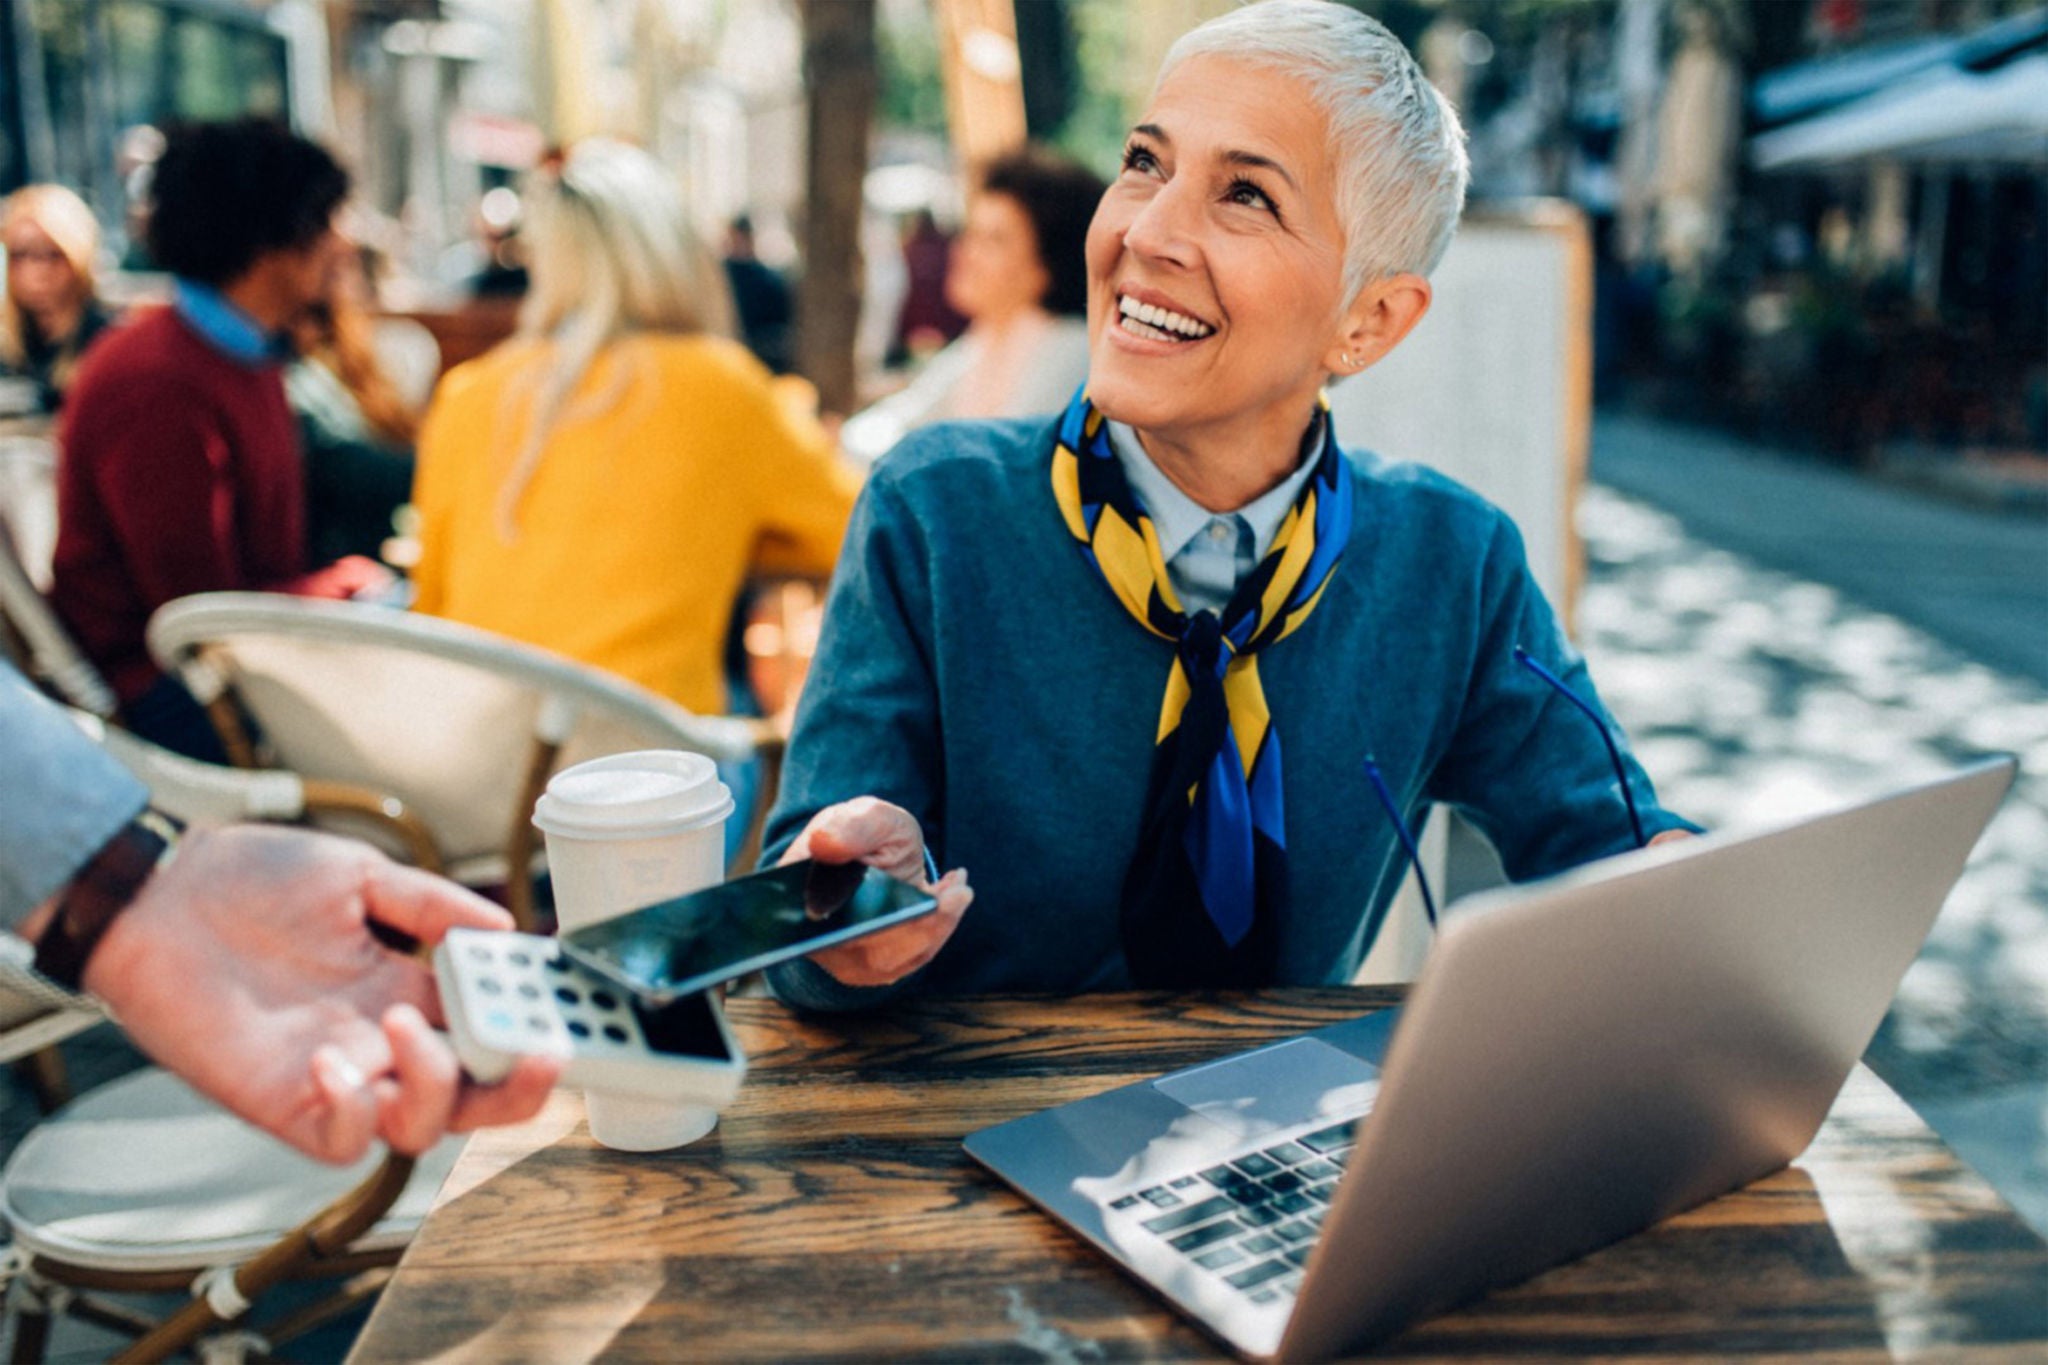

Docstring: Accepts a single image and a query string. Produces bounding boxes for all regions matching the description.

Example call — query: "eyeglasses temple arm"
[1364,757,1438,930]
[1513,645,1648,849]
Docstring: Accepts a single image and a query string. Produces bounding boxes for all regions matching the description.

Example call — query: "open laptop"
[964,757,2016,1362]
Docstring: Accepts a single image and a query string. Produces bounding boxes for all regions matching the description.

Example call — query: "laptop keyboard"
[1104,1119,1358,1305]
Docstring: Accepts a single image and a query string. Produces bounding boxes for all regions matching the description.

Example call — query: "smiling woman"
[761,0,1698,1005]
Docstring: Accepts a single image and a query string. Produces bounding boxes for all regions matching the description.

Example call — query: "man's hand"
[778,797,970,987]
[81,825,559,1164]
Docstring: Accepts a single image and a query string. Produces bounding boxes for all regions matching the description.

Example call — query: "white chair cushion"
[1,1069,459,1272]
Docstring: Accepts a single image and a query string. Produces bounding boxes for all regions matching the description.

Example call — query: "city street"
[1584,412,2048,1238]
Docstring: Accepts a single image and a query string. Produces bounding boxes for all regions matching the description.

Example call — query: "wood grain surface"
[350,990,2048,1363]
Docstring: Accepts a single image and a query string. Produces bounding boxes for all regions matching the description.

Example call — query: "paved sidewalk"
[1578,480,2048,1237]
[1593,412,2048,689]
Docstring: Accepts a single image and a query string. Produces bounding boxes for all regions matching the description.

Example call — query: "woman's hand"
[778,797,971,987]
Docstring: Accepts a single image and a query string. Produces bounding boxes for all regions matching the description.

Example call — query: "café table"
[349,989,2048,1362]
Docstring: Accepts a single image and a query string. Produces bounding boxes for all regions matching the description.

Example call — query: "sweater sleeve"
[747,375,862,581]
[76,383,250,605]
[761,470,946,1011]
[1425,512,1699,880]
[0,663,148,929]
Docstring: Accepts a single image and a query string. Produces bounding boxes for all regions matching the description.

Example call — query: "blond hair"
[1,184,103,383]
[495,139,734,538]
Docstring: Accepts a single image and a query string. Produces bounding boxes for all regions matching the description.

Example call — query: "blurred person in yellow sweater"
[410,139,859,718]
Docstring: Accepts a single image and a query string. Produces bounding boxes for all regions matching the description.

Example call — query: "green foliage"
[877,1,947,137]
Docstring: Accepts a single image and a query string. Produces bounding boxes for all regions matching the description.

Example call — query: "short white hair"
[1159,0,1469,301]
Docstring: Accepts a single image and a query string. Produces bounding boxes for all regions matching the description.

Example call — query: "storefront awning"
[1751,51,2048,169]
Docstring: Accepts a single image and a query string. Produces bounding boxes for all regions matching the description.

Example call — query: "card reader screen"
[561,860,938,1003]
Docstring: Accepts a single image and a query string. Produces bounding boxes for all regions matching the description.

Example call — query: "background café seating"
[146,593,781,929]
[0,1043,457,1365]
[0,452,117,721]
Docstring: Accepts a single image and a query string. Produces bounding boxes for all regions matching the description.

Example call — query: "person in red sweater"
[52,119,387,760]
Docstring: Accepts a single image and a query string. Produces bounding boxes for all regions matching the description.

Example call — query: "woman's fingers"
[797,798,926,882]
[811,867,971,986]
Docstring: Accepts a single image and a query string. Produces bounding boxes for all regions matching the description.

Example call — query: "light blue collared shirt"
[172,279,285,367]
[1106,420,1325,617]
[0,664,147,929]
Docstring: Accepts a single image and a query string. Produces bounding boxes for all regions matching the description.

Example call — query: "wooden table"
[350,990,2048,1362]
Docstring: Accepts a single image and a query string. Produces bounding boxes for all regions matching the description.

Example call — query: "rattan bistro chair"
[1,713,430,1117]
[0,499,118,721]
[0,1059,455,1364]
[147,593,782,928]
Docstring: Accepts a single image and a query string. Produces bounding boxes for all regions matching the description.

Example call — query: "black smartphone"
[558,859,939,1004]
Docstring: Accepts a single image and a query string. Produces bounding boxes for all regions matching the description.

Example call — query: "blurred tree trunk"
[797,0,877,418]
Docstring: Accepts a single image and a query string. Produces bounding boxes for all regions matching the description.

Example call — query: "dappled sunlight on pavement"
[1578,483,2048,1234]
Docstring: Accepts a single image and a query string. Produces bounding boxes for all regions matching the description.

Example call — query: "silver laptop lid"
[1280,757,2015,1361]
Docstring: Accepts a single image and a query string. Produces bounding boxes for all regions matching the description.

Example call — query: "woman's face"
[3,218,82,323]
[946,192,1050,324]
[1084,55,1358,445]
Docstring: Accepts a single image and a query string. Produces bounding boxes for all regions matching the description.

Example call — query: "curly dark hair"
[978,147,1107,318]
[146,119,350,285]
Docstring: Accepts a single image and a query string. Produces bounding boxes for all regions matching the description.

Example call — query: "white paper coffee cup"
[533,750,734,934]
[579,1094,720,1152]
[532,750,734,1152]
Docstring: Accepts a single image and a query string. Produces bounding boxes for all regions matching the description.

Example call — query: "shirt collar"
[172,279,287,367]
[1106,418,1327,562]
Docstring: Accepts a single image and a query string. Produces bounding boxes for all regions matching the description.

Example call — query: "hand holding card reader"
[435,928,747,1107]
[431,861,939,1108]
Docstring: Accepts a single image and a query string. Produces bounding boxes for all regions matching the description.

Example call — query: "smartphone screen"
[560,860,938,1003]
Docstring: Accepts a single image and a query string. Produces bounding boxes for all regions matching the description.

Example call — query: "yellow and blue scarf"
[1052,391,1353,986]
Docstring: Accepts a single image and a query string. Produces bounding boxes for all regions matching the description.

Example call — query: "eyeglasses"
[1365,644,1648,932]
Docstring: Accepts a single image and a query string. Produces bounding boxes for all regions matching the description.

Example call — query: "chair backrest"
[147,593,759,873]
[66,708,309,828]
[0,505,118,720]
[0,435,58,590]
[0,934,101,1063]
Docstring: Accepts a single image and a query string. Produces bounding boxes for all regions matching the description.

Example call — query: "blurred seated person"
[51,119,390,762]
[0,184,117,413]
[890,208,965,365]
[722,213,794,375]
[842,148,1106,464]
[286,248,418,563]
[410,138,860,719]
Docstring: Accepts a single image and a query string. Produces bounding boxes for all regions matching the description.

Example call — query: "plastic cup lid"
[532,750,733,840]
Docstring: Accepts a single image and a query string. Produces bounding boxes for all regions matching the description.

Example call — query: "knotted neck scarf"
[1050,391,1354,987]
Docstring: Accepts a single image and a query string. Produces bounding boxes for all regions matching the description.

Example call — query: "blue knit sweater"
[764,418,1692,1008]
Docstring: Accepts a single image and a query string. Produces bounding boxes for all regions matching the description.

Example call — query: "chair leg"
[248,1267,391,1355]
[111,1153,415,1364]
[4,1272,52,1365]
[504,735,562,933]
[731,725,786,877]
[12,1047,68,1113]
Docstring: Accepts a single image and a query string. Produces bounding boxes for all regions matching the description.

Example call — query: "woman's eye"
[1122,145,1160,176]
[1227,179,1277,214]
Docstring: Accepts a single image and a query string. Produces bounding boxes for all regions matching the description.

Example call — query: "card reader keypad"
[454,935,649,1058]
[1109,1119,1360,1305]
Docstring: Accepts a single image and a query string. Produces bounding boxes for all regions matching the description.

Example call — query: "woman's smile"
[1113,288,1217,346]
